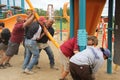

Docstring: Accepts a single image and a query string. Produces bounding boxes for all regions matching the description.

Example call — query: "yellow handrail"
[26,0,60,48]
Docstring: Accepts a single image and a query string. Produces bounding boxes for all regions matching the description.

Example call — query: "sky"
[25,0,69,10]
[24,0,115,16]
[2,0,115,16]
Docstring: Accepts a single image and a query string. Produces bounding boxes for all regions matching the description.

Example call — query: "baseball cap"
[100,47,110,59]
[104,48,111,58]
[39,16,46,23]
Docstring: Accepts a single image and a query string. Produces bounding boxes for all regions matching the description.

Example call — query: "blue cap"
[103,48,110,58]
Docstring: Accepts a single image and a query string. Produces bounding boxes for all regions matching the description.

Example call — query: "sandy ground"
[0,32,120,80]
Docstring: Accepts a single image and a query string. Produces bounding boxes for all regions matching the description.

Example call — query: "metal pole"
[13,0,15,14]
[78,0,87,51]
[0,0,1,15]
[107,0,113,74]
[60,8,62,40]
[70,0,74,38]
[7,0,10,9]
[21,0,25,13]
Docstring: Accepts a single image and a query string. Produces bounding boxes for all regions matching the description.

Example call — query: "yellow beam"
[26,0,60,48]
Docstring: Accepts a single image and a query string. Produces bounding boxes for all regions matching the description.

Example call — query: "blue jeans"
[39,46,55,66]
[23,39,39,70]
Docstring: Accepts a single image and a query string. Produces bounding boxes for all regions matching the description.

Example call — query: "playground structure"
[0,14,27,32]
[0,0,116,74]
[46,4,54,20]
[0,0,25,18]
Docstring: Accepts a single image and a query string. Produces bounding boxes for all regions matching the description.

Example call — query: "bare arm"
[74,50,79,54]
[36,32,45,40]
[22,13,35,28]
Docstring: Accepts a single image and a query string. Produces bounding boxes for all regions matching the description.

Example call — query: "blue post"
[0,0,1,15]
[78,0,87,51]
[70,0,74,38]
[21,0,25,13]
[7,0,10,9]
[107,0,113,74]
[13,0,15,14]
[60,8,62,40]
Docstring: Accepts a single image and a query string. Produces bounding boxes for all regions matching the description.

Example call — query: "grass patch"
[53,21,69,31]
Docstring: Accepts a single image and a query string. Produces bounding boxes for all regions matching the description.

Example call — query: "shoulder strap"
[89,47,100,59]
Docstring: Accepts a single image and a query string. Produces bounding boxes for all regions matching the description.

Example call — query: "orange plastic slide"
[0,14,27,32]
[63,0,106,36]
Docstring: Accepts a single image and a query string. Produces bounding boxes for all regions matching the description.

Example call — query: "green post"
[60,8,62,40]
[70,0,74,38]
[107,0,114,74]
[0,0,1,16]
[21,0,25,13]
[13,0,15,14]
[78,0,87,51]
[7,0,10,9]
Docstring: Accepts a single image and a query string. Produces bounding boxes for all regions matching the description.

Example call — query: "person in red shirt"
[59,37,79,80]
[0,11,35,69]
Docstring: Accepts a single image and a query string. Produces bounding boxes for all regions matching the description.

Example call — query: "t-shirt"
[10,22,24,44]
[60,37,79,58]
[37,27,54,43]
[70,46,104,73]
[25,21,40,39]
[0,28,11,45]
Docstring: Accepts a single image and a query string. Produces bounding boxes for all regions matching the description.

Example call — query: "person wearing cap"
[36,19,58,70]
[22,16,46,74]
[69,46,110,80]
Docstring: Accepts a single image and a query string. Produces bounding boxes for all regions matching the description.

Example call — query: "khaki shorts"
[37,43,49,49]
[59,49,69,72]
[6,41,20,57]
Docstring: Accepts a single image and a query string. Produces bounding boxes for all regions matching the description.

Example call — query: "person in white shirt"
[69,46,110,80]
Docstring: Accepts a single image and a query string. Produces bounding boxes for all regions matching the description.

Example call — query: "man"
[22,16,46,74]
[37,19,57,69]
[0,22,11,68]
[0,11,35,69]
[0,23,11,68]
[69,46,110,80]
[87,35,98,46]
[59,35,98,80]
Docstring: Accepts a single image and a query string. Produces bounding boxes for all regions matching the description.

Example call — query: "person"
[87,35,98,46]
[59,35,98,80]
[59,37,79,80]
[0,11,35,69]
[22,16,46,74]
[0,23,11,65]
[69,46,110,80]
[37,19,57,69]
[6,10,12,18]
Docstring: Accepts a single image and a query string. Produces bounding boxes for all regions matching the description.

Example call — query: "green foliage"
[53,21,68,30]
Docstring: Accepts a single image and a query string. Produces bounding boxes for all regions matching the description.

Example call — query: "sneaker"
[4,63,12,67]
[0,64,6,69]
[50,65,59,70]
[24,68,34,74]
[34,65,41,69]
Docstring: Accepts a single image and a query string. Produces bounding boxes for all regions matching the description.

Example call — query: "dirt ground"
[0,32,120,80]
